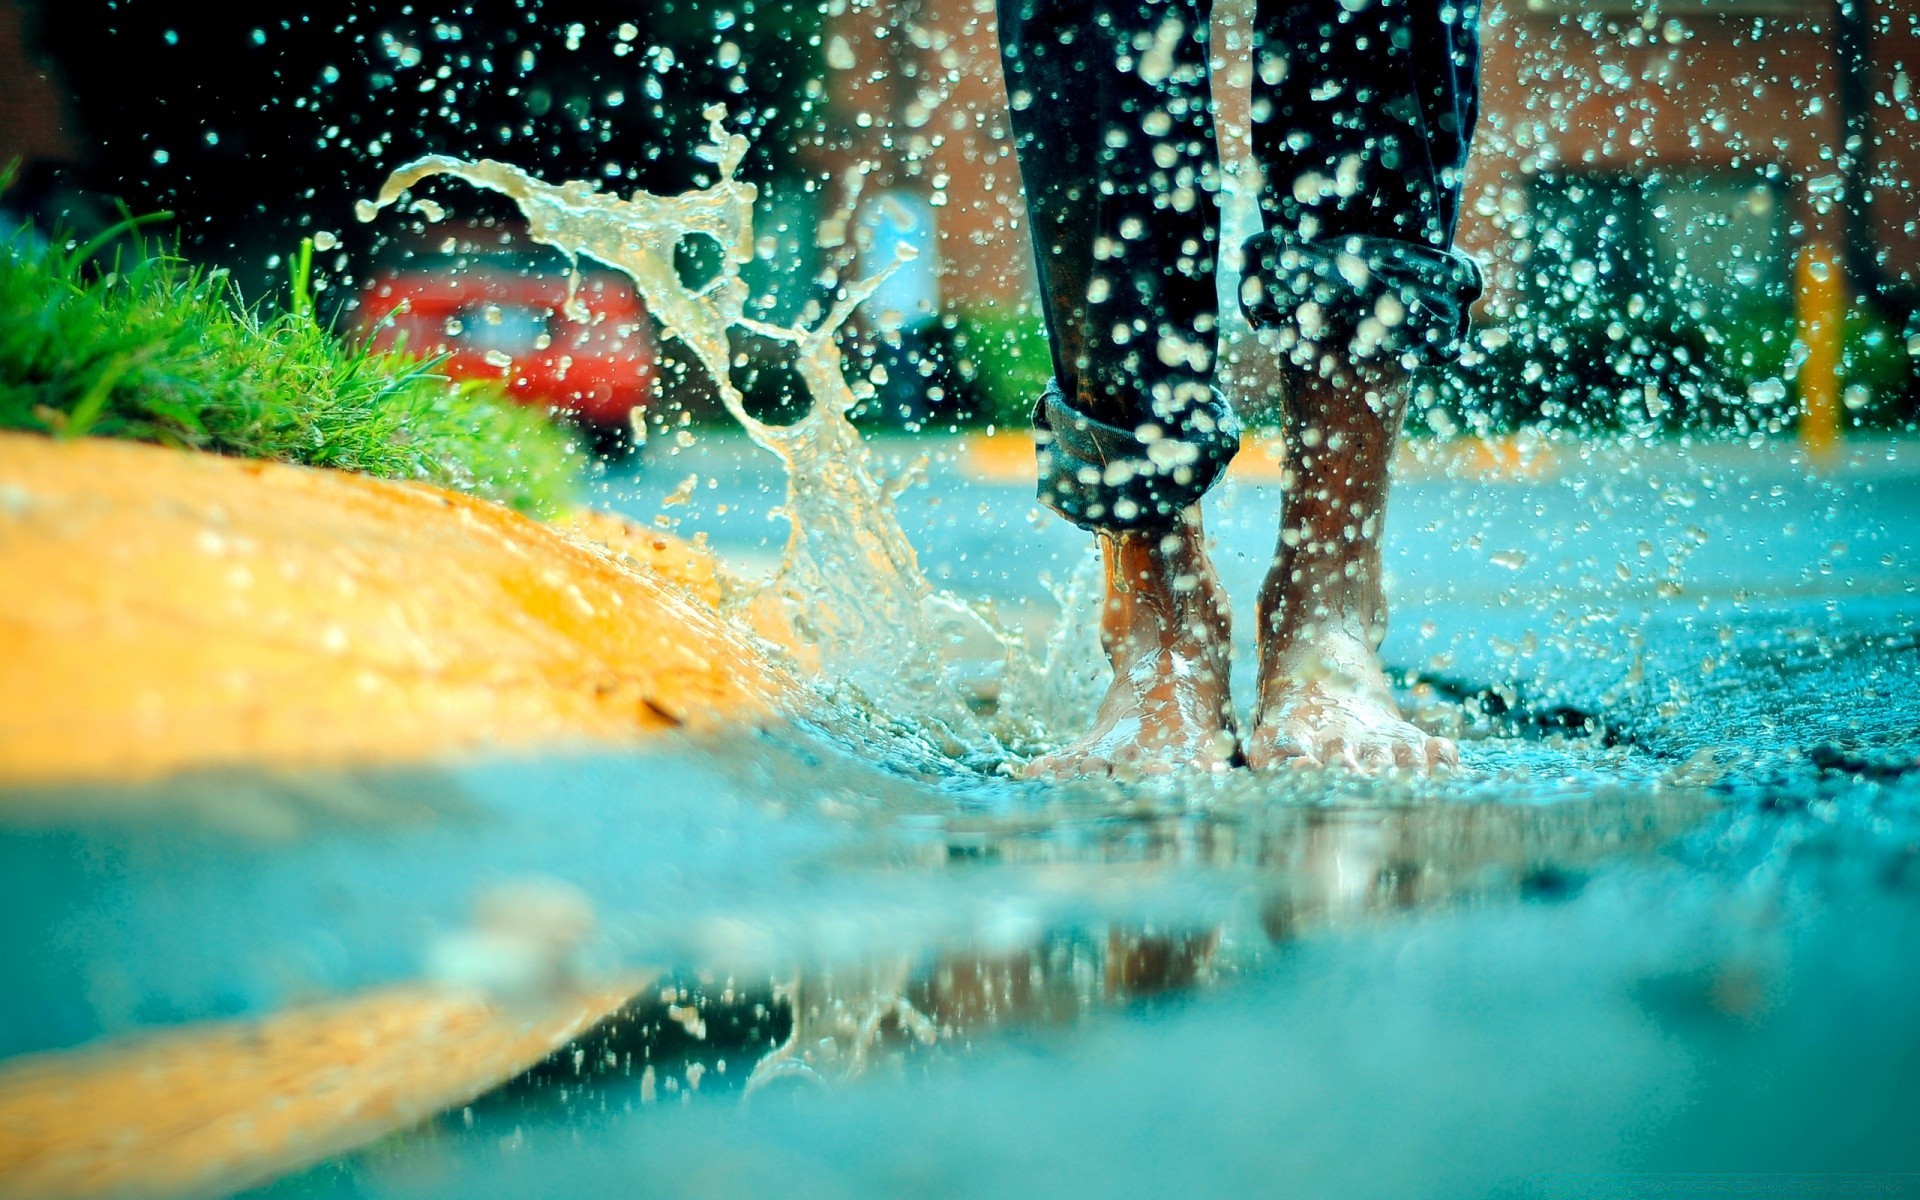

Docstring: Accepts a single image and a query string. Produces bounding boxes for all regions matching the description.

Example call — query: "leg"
[1027,512,1237,778]
[1241,0,1481,771]
[998,0,1222,439]
[1248,364,1456,770]
[998,0,1238,776]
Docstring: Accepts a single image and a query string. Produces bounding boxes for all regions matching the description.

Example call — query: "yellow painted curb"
[552,508,726,609]
[961,430,1560,486]
[0,983,643,1200]
[0,433,799,790]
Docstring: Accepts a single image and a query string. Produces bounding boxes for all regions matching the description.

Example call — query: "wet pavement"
[6,434,1919,1197]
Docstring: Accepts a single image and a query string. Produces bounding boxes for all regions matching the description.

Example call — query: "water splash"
[361,108,1050,763]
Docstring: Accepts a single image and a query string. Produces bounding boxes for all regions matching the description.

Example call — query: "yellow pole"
[1794,240,1843,463]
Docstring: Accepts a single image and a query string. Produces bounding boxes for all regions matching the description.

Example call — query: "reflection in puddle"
[13,606,1917,1197]
[441,783,1709,1130]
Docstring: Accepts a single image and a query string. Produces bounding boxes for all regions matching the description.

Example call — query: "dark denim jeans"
[999,0,1482,531]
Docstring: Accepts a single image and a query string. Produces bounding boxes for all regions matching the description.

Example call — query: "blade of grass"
[69,211,174,274]
[290,237,314,319]
[60,354,133,439]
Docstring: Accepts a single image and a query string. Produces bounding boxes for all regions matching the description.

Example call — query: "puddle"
[6,552,1918,1196]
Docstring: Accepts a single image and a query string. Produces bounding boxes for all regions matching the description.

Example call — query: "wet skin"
[1024,516,1238,779]
[1028,364,1457,779]
[1246,366,1458,772]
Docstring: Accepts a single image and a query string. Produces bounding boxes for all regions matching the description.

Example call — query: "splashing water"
[360,108,1065,765]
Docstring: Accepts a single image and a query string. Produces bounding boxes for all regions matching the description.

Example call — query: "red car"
[356,236,656,442]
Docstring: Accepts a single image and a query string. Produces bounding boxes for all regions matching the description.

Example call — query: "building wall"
[0,0,75,171]
[822,0,1920,319]
[811,0,1030,308]
[1467,0,1920,312]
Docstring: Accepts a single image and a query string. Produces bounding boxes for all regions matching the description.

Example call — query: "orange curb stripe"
[0,433,800,791]
[0,983,644,1200]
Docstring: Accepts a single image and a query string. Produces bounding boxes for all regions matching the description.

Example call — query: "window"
[1524,170,1790,320]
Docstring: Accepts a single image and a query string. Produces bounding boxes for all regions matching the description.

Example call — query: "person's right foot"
[1025,515,1237,780]
[1245,618,1458,772]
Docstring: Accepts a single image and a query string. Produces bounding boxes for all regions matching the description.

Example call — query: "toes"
[1029,738,1234,781]
[1322,738,1362,771]
[1425,736,1460,770]
[1204,728,1239,767]
[1248,727,1459,777]
[1276,734,1318,764]
[1023,751,1106,781]
[1252,747,1319,772]
[1245,734,1304,771]
[1021,754,1063,780]
[1109,755,1174,781]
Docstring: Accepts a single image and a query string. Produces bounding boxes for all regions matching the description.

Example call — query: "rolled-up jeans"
[999,0,1482,531]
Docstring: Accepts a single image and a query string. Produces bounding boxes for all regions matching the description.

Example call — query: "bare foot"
[1248,622,1457,772]
[1026,513,1236,780]
[1244,362,1456,774]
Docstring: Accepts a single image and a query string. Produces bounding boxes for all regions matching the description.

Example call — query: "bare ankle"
[1257,365,1406,673]
[1238,365,1455,771]
[1099,509,1229,654]
[1026,509,1238,778]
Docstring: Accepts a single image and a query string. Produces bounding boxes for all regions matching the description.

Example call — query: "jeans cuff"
[1032,379,1240,532]
[1240,232,1483,366]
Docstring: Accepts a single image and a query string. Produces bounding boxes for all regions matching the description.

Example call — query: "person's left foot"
[1245,620,1456,772]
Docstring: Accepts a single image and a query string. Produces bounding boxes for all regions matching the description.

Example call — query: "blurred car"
[356,232,656,445]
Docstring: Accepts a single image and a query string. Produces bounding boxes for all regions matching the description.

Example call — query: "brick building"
[819,0,1920,325]
[0,0,74,175]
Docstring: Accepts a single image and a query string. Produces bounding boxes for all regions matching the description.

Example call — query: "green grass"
[0,213,580,515]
